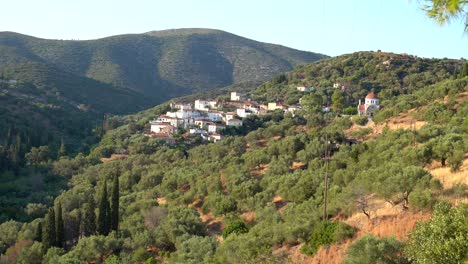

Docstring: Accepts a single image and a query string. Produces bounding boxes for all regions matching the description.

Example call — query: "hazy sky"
[1,0,466,58]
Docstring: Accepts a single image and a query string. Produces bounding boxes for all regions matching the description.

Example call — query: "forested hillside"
[0,27,326,219]
[0,28,326,169]
[252,51,462,105]
[0,51,466,263]
[0,29,327,101]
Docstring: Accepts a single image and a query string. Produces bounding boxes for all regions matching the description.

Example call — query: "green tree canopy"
[405,202,468,264]
[344,234,407,264]
[422,0,467,30]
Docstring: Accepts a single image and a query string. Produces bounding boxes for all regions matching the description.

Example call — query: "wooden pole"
[323,135,330,221]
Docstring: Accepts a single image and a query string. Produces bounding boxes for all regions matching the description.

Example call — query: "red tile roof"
[358,104,365,110]
[365,92,378,99]
[152,122,171,125]
[151,133,173,138]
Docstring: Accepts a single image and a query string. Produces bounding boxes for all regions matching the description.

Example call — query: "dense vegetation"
[252,51,462,106]
[0,51,466,263]
[0,29,327,101]
[0,28,325,224]
[0,67,148,222]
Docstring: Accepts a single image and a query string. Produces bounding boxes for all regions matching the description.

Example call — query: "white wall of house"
[226,119,242,126]
[194,100,210,111]
[189,129,208,134]
[209,101,219,109]
[236,108,251,118]
[151,123,173,133]
[225,113,235,121]
[231,92,246,101]
[365,98,379,106]
[174,104,192,111]
[207,112,222,121]
[208,124,225,133]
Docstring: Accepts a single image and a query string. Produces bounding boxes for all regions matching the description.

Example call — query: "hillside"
[0,28,326,181]
[0,28,327,102]
[0,47,466,263]
[0,61,153,164]
[251,51,463,105]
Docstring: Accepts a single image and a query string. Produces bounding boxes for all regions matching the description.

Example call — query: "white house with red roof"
[150,121,175,134]
[226,119,243,127]
[224,112,236,122]
[194,118,212,128]
[210,133,223,142]
[208,124,226,133]
[268,102,287,111]
[357,92,380,116]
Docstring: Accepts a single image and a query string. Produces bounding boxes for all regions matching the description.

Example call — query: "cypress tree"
[83,196,97,236]
[35,222,42,242]
[55,202,65,248]
[57,140,67,159]
[42,208,56,250]
[97,181,110,235]
[460,63,468,78]
[110,174,119,232]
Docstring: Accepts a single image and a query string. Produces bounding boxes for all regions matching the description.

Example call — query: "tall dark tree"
[97,181,110,235]
[83,196,97,236]
[459,63,468,78]
[331,90,345,113]
[35,222,42,242]
[110,174,119,232]
[55,202,65,248]
[42,208,56,250]
[57,140,67,159]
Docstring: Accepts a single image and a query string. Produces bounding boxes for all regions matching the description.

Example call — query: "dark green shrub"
[352,116,368,126]
[333,222,356,242]
[408,189,437,211]
[344,234,408,264]
[301,221,355,256]
[222,221,249,239]
[345,107,358,115]
[351,128,372,138]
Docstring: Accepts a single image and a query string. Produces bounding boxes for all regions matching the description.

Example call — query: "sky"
[0,0,466,59]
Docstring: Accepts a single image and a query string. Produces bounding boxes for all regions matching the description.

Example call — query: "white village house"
[208,124,226,133]
[150,121,175,134]
[231,92,246,101]
[226,119,243,127]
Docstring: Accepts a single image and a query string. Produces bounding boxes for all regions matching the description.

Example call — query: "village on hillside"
[147,88,380,144]
[147,91,301,144]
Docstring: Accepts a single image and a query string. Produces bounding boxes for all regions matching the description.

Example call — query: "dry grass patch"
[427,156,468,190]
[240,211,256,224]
[189,198,224,240]
[156,197,167,205]
[250,164,269,179]
[291,162,306,170]
[100,154,129,163]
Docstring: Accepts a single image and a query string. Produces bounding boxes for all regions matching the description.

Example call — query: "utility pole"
[323,134,331,221]
[412,120,416,146]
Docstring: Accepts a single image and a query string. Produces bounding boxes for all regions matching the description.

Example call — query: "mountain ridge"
[0,28,328,103]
